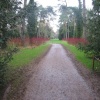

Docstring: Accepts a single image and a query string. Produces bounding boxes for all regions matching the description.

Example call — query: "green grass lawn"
[9,43,50,69]
[50,39,93,70]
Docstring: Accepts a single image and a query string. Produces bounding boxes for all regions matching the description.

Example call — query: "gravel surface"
[23,44,97,100]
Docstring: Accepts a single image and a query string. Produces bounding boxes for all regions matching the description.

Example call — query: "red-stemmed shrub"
[63,38,87,46]
[9,37,49,46]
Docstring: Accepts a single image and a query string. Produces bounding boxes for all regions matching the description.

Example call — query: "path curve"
[23,44,96,100]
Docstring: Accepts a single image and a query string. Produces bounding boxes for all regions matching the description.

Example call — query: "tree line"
[58,0,100,56]
[58,0,86,39]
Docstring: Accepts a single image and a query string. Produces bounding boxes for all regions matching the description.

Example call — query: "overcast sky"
[35,0,93,9]
[23,0,93,32]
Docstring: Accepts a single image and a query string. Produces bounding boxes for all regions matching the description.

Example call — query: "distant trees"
[59,6,73,39]
[58,0,87,39]
[38,21,54,38]
[58,23,67,40]
[37,5,55,38]
[69,6,83,38]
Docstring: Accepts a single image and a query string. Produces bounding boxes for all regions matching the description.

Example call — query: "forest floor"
[4,44,100,100]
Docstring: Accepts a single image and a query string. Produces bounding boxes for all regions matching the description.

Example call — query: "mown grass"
[50,39,93,70]
[8,43,50,69]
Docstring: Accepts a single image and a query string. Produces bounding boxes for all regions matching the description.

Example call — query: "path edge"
[3,44,52,100]
[61,44,100,100]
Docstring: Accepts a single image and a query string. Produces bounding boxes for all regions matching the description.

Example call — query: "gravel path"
[23,44,96,100]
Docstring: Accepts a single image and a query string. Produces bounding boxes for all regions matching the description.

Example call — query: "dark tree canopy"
[85,0,100,56]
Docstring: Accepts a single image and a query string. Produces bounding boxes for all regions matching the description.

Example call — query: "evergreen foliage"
[58,0,83,38]
[69,7,83,38]
[27,0,37,38]
[58,24,66,40]
[0,0,21,92]
[85,0,100,56]
[0,0,21,49]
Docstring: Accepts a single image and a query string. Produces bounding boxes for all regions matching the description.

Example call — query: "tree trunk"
[21,0,27,46]
[65,0,67,7]
[67,22,69,38]
[64,0,68,39]
[73,17,76,37]
[83,0,86,38]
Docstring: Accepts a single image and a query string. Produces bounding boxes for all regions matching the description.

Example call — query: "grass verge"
[8,43,50,69]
